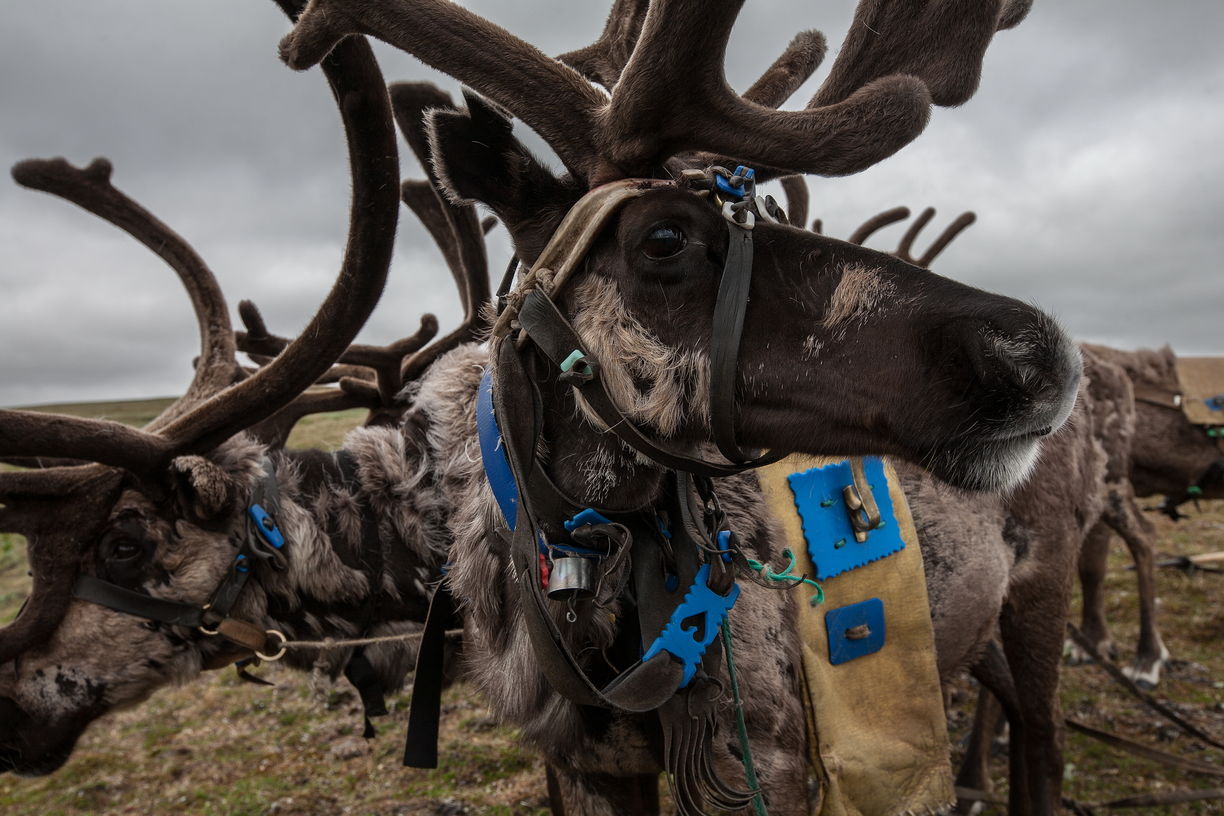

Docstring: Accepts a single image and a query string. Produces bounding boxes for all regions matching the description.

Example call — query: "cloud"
[2,0,1222,407]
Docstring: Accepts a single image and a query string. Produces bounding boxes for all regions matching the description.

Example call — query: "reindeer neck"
[251,445,437,641]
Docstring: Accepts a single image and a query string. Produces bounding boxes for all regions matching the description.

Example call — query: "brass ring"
[198,604,219,636]
[256,629,287,662]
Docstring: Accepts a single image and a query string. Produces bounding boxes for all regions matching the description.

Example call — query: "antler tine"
[742,30,827,108]
[235,299,437,405]
[847,206,911,246]
[388,83,493,381]
[779,176,809,229]
[814,2,1021,110]
[909,210,977,268]
[557,0,650,89]
[10,157,239,429]
[842,206,977,268]
[280,0,607,183]
[0,410,172,472]
[157,28,400,456]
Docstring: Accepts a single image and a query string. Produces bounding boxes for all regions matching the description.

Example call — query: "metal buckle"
[843,457,882,543]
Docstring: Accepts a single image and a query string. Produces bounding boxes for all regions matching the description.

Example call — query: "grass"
[2,399,1223,813]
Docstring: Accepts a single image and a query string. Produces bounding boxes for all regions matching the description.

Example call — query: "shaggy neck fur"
[208,427,451,686]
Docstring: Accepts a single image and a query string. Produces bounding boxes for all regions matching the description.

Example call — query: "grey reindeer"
[0,2,1083,816]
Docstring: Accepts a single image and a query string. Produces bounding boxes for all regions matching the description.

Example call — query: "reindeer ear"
[168,456,238,525]
[427,89,579,262]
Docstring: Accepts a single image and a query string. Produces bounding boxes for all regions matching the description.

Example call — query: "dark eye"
[642,223,686,259]
[102,533,145,563]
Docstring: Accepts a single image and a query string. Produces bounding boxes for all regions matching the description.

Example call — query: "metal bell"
[547,556,597,601]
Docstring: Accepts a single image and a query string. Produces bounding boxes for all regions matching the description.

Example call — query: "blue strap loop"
[641,564,740,686]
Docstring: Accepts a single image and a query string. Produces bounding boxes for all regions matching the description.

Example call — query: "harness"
[406,167,810,814]
[1132,384,1224,520]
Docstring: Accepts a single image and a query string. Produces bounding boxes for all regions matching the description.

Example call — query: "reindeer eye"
[642,223,686,259]
[101,532,145,563]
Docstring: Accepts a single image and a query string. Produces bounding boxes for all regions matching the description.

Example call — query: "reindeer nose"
[948,312,1082,434]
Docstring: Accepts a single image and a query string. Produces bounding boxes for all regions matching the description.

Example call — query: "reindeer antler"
[847,206,977,267]
[0,6,399,663]
[9,157,241,430]
[280,0,1028,184]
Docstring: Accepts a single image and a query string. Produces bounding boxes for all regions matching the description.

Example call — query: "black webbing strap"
[517,291,781,478]
[709,219,766,464]
[403,581,457,768]
[73,574,205,627]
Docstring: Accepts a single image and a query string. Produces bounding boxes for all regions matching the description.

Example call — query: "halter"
[69,455,290,661]
[492,166,788,475]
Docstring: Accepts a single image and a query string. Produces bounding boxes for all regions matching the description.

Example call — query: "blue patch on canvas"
[825,598,886,665]
[786,457,903,580]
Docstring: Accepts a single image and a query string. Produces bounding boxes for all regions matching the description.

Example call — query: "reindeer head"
[280,0,1078,492]
[0,18,404,774]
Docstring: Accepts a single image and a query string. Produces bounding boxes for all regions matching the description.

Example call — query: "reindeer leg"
[957,641,1019,815]
[546,765,660,816]
[999,581,1072,816]
[1108,493,1170,689]
[1071,522,1116,665]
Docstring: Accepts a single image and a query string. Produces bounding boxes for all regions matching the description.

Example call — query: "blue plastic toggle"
[1207,394,1224,412]
[825,598,886,665]
[563,508,613,532]
[247,504,285,550]
[716,530,734,563]
[641,564,741,686]
[786,457,903,580]
[715,165,755,199]
[234,552,251,574]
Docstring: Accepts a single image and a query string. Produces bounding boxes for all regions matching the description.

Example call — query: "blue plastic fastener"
[786,457,904,580]
[641,564,741,686]
[563,508,613,532]
[825,598,886,665]
[234,553,250,574]
[716,530,735,563]
[248,504,285,550]
[1207,394,1224,412]
[714,165,756,199]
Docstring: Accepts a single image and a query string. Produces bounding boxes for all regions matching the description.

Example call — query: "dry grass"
[2,401,1223,814]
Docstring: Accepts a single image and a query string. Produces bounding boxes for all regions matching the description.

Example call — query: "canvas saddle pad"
[1176,356,1224,425]
[758,455,953,816]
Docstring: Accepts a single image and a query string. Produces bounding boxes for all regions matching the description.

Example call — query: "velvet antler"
[10,157,240,430]
[848,206,977,267]
[280,0,1028,184]
[0,5,399,662]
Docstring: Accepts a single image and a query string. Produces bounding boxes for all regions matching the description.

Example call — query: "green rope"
[746,548,824,605]
[721,615,769,816]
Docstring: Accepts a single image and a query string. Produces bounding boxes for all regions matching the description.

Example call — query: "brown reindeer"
[0,5,1082,816]
[1069,344,1224,686]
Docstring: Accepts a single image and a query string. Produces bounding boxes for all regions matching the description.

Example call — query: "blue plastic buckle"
[715,165,755,200]
[641,564,740,686]
[563,508,613,532]
[234,552,251,574]
[1206,394,1224,412]
[247,504,285,550]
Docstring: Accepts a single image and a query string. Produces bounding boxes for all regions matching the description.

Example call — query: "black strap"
[709,220,760,463]
[403,582,457,768]
[73,574,206,627]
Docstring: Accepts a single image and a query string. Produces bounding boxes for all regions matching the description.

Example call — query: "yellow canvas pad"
[1176,356,1224,425]
[757,455,953,816]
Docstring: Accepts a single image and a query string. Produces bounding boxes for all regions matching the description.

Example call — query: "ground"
[1,399,1222,814]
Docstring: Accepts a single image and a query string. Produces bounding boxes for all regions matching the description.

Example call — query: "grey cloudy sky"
[2,1,1222,407]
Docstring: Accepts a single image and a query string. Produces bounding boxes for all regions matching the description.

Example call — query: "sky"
[1,1,1222,407]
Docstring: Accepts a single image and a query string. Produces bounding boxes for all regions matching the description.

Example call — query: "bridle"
[491,165,789,476]
[68,456,291,662]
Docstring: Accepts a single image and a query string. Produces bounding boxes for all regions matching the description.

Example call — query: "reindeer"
[1069,344,1224,687]
[1,3,1083,816]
